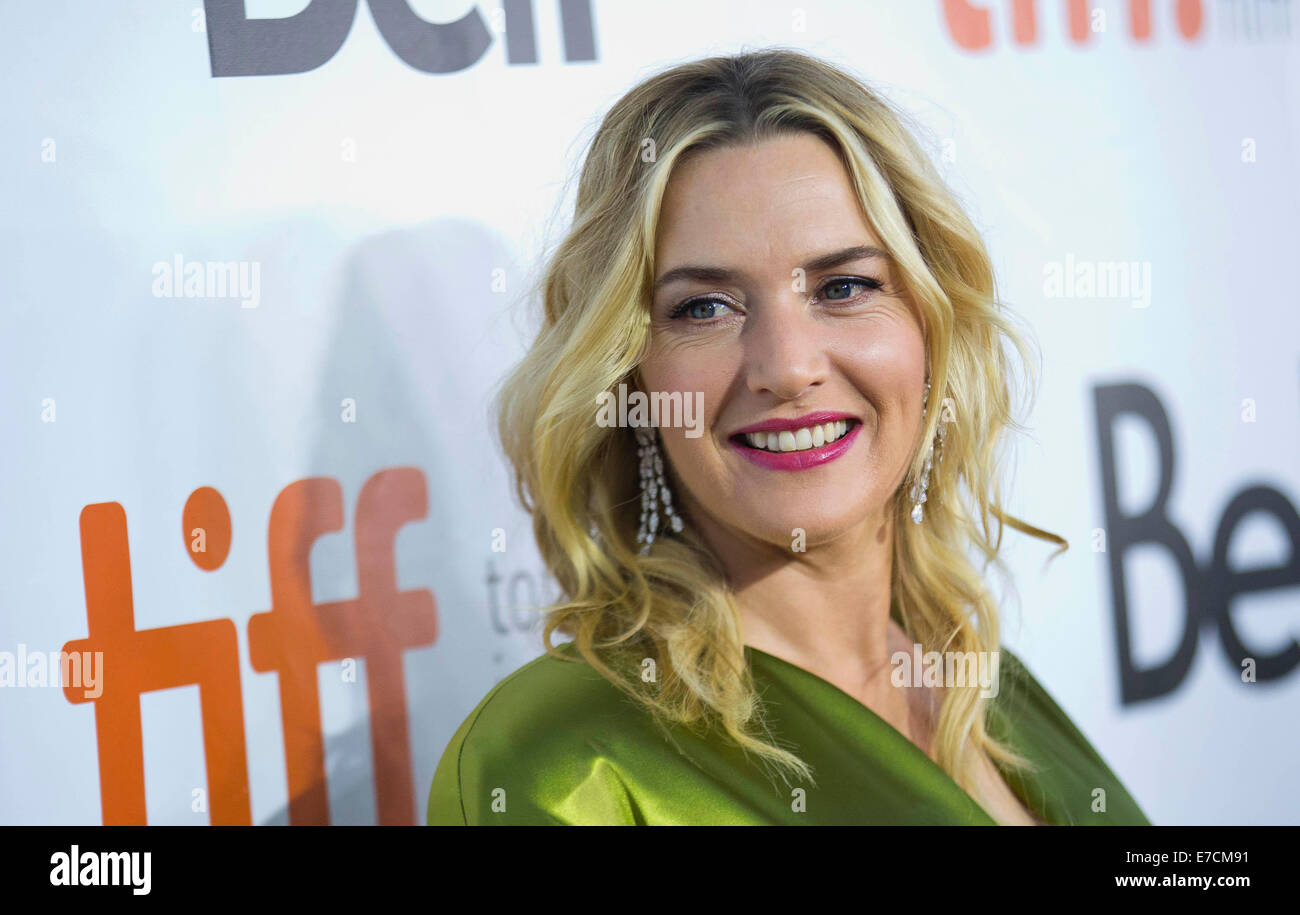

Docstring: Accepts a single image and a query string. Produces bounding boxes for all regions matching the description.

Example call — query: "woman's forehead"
[655,140,881,270]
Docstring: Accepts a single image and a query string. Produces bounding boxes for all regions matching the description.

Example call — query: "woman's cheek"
[842,332,925,398]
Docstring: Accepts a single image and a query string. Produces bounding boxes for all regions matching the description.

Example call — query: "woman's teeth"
[743,421,850,453]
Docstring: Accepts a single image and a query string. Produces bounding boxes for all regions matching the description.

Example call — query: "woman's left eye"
[820,277,883,302]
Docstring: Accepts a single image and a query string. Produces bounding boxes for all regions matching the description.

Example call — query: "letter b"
[1093,383,1199,704]
[205,0,360,77]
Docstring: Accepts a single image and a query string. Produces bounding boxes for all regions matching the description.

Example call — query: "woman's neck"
[696,507,902,693]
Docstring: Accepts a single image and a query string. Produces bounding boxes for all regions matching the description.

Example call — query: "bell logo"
[942,0,1205,50]
[204,0,596,77]
[1092,383,1300,704]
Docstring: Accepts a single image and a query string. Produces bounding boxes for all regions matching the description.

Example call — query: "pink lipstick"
[728,411,861,472]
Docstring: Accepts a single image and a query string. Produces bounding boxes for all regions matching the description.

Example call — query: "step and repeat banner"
[1,0,1296,825]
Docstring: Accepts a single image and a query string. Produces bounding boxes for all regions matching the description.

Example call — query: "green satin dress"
[427,640,1151,825]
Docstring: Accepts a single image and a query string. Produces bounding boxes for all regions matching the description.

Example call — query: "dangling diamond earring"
[910,378,947,524]
[636,426,684,554]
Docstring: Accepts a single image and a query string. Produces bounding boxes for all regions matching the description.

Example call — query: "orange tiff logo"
[943,0,1205,49]
[61,467,439,825]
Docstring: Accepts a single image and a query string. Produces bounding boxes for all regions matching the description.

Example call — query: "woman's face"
[639,132,928,554]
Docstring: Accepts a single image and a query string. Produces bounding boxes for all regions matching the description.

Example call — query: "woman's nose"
[741,298,829,401]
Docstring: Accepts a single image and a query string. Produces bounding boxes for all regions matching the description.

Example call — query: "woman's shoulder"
[993,647,1103,747]
[463,640,639,730]
[992,646,1106,752]
[993,646,1152,825]
[427,641,657,825]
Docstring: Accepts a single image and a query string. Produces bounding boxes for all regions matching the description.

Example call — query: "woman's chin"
[729,509,876,551]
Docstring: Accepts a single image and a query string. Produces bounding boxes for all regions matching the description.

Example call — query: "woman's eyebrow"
[653,245,891,293]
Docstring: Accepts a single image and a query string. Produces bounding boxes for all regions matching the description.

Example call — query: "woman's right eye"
[669,297,736,321]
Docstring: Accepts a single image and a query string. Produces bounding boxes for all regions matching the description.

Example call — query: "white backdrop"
[1,0,1297,825]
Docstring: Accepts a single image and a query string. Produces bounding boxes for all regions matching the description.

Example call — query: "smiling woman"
[427,47,1151,826]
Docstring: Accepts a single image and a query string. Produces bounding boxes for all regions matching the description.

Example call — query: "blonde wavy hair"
[496,47,1067,822]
